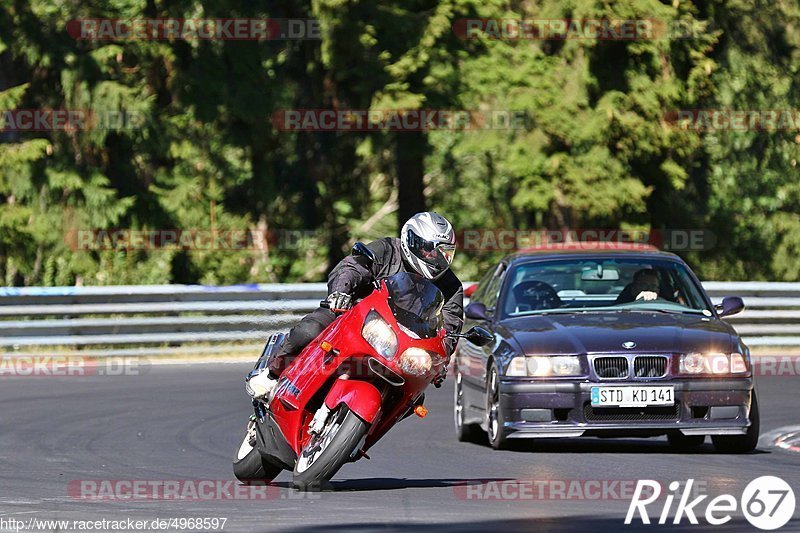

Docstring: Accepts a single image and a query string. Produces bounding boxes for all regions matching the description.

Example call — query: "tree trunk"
[395,130,427,232]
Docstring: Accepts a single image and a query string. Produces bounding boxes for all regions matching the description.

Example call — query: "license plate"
[590,386,674,407]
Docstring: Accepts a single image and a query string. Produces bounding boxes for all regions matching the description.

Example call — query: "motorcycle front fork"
[308,403,332,435]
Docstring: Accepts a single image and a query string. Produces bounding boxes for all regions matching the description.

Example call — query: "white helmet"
[400,212,456,280]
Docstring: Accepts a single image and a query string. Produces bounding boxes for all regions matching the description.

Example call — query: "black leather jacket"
[328,237,464,356]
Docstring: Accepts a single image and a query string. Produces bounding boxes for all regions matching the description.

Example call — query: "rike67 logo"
[626,476,796,530]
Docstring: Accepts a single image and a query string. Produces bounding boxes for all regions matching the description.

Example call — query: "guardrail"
[702,282,800,347]
[0,284,324,354]
[0,282,798,354]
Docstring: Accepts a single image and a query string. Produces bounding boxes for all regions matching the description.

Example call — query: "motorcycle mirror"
[351,241,377,268]
[463,326,493,347]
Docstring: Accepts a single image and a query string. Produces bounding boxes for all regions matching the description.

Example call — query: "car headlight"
[527,356,552,376]
[507,356,528,377]
[680,353,706,374]
[549,356,582,376]
[361,310,398,359]
[397,347,435,376]
[730,353,748,373]
[506,356,582,377]
[680,353,748,375]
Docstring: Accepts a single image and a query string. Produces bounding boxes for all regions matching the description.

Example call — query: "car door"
[459,261,506,408]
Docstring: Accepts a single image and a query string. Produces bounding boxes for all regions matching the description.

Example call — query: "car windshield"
[384,272,444,339]
[501,257,711,318]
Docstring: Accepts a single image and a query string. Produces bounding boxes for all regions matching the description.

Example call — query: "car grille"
[593,357,629,378]
[583,402,681,422]
[633,356,668,378]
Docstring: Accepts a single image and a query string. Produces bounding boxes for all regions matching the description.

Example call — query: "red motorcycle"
[233,243,492,489]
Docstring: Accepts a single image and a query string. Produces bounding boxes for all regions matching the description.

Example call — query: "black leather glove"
[326,291,353,313]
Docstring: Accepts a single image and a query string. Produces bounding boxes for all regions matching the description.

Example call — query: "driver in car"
[246,212,464,400]
[615,268,661,304]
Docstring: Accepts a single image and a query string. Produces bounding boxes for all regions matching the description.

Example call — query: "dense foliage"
[0,0,798,286]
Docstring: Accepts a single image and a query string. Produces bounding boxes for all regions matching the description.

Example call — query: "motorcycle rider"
[246,211,464,400]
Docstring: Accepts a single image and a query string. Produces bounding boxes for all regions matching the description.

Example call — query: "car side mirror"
[715,296,745,318]
[465,302,490,321]
[464,326,493,346]
[351,241,376,268]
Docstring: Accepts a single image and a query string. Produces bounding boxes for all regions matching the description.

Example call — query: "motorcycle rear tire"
[233,421,282,482]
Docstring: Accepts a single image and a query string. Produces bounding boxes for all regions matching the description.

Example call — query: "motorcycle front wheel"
[292,404,369,491]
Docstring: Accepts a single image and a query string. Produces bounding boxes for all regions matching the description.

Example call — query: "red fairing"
[324,379,382,423]
[267,278,448,457]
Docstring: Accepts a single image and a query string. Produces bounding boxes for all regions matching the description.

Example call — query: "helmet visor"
[407,229,456,271]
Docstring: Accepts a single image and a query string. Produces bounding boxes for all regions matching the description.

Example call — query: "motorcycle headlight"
[361,310,398,359]
[398,347,435,376]
[680,353,746,375]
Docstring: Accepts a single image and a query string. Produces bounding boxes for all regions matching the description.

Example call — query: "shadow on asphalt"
[282,516,786,532]
[271,477,513,491]
[462,438,770,455]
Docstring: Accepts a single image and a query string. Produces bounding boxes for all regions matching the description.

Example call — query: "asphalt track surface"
[1,362,798,532]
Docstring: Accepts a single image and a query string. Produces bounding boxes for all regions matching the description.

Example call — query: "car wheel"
[487,363,510,450]
[454,368,483,443]
[667,432,705,451]
[712,390,760,454]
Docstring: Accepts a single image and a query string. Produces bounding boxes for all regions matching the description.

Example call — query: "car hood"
[496,311,736,355]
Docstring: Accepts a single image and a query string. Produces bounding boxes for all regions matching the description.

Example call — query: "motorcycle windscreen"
[385,272,445,339]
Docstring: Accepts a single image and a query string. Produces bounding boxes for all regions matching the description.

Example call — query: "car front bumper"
[498,378,754,438]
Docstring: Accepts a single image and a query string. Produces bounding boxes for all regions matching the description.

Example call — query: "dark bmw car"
[453,246,759,452]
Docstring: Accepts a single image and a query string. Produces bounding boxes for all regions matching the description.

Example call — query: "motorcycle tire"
[233,420,282,482]
[292,405,369,491]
